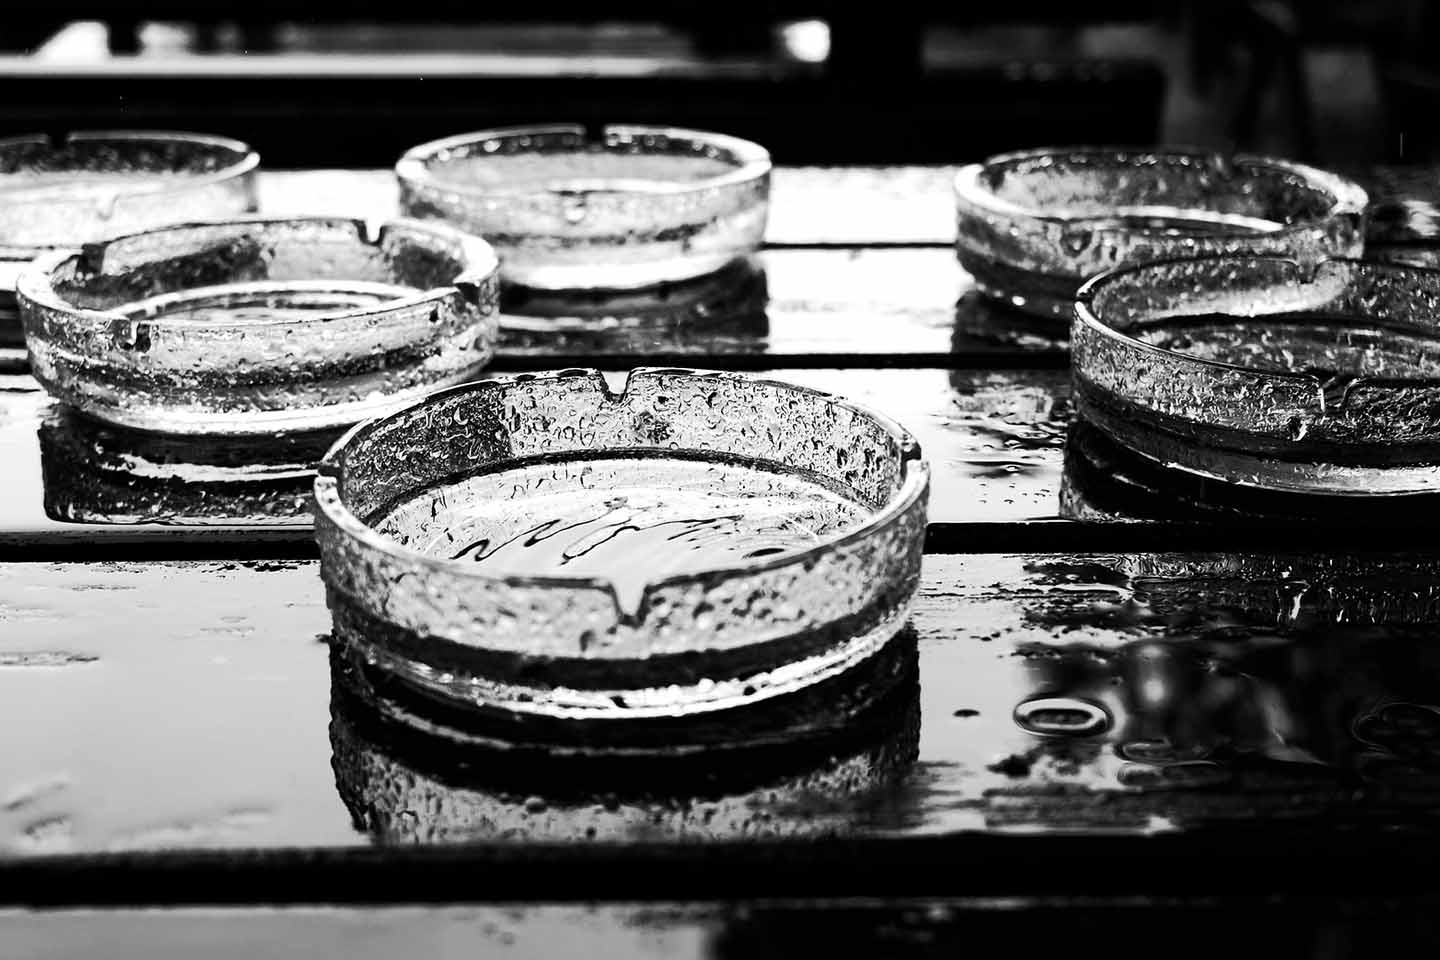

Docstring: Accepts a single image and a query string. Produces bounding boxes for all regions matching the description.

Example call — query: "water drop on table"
[1013,696,1111,737]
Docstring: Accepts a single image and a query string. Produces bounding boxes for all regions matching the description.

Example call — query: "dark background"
[1,1,1435,166]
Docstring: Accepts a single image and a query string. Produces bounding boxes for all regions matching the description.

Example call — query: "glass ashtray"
[18,216,500,436]
[954,147,1368,319]
[0,131,258,320]
[313,368,929,719]
[396,124,771,290]
[1073,256,1440,495]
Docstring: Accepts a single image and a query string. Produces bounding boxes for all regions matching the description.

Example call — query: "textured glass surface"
[0,131,258,260]
[313,368,929,719]
[955,148,1367,319]
[1073,256,1440,494]
[18,217,500,436]
[397,125,771,290]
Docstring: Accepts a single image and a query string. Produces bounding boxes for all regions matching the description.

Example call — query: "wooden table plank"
[9,365,1440,552]
[496,248,1027,359]
[1,166,975,367]
[14,161,1440,369]
[255,167,961,247]
[4,551,1439,869]
[0,904,713,960]
[6,897,1435,958]
[0,367,1070,545]
[252,163,1440,252]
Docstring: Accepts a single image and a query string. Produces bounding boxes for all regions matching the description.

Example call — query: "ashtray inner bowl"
[18,217,499,436]
[314,368,929,719]
[1074,256,1440,495]
[397,125,771,290]
[955,149,1367,319]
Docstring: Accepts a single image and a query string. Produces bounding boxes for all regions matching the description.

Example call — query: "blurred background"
[0,1,1434,167]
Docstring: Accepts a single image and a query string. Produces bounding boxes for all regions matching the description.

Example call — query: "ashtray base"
[333,595,907,721]
[1076,389,1440,496]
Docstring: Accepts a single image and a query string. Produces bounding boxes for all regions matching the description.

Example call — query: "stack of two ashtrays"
[957,147,1440,506]
[6,130,504,523]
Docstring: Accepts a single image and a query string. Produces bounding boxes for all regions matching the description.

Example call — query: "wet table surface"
[6,165,1440,952]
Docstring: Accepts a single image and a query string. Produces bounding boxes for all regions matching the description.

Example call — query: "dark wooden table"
[5,166,1440,955]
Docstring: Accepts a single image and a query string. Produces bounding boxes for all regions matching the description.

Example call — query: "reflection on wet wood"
[15,367,1440,545]
[4,553,1440,860]
[0,368,1071,539]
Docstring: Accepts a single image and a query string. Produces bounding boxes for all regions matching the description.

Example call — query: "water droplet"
[1061,228,1094,256]
[1013,696,1111,737]
[1118,760,1230,790]
[561,192,588,224]
[1117,739,1209,763]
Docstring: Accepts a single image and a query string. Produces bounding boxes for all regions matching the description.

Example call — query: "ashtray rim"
[16,214,500,333]
[0,129,260,241]
[954,144,1369,238]
[312,366,929,609]
[1073,253,1440,390]
[395,123,773,200]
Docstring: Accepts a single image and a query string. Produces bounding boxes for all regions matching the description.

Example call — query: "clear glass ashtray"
[955,147,1368,319]
[313,368,929,719]
[1073,256,1440,495]
[18,216,500,436]
[0,130,258,259]
[0,131,258,310]
[396,124,771,291]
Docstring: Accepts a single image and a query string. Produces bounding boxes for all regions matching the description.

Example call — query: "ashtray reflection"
[328,629,920,844]
[499,256,768,354]
[951,288,1069,353]
[40,407,338,525]
[1060,419,1440,525]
